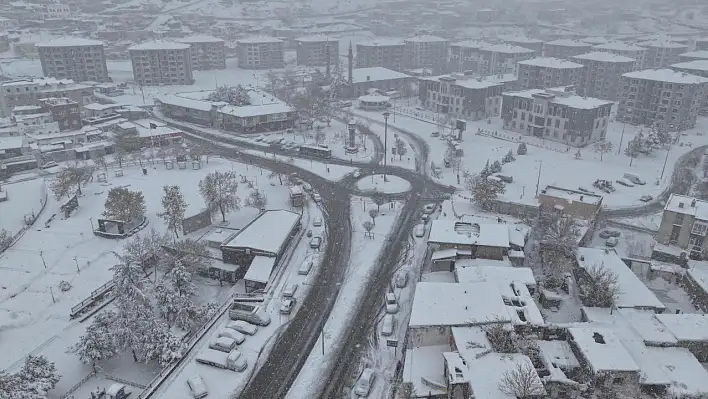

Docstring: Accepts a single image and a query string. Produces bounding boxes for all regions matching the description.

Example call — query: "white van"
[283,283,299,298]
[381,314,395,336]
[196,349,247,372]
[623,172,645,185]
[226,320,258,336]
[298,259,313,275]
[187,375,208,398]
[209,337,237,353]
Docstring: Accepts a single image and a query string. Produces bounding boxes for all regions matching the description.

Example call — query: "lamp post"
[617,122,626,155]
[383,111,390,182]
[535,160,543,197]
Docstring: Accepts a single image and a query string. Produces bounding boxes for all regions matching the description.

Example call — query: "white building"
[592,42,646,70]
[41,3,71,19]
[417,74,503,120]
[129,41,194,86]
[516,57,584,90]
[638,39,688,69]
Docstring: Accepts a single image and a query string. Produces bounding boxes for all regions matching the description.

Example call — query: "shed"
[221,209,301,265]
[244,255,277,293]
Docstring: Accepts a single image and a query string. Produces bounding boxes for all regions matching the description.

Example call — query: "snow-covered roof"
[638,39,687,49]
[450,39,487,49]
[408,282,511,327]
[655,314,708,342]
[568,327,640,372]
[687,261,708,296]
[236,36,283,44]
[430,248,472,261]
[671,60,708,72]
[157,94,226,112]
[664,194,708,220]
[35,37,104,47]
[129,40,190,51]
[623,68,708,84]
[576,248,665,310]
[647,347,708,397]
[680,50,708,60]
[351,67,411,84]
[593,42,646,52]
[572,51,636,63]
[518,57,584,69]
[356,38,405,47]
[455,266,536,288]
[175,35,224,44]
[428,220,510,248]
[480,44,535,54]
[0,137,25,150]
[420,75,503,90]
[453,258,510,268]
[295,35,331,43]
[503,88,613,110]
[405,35,448,43]
[544,39,591,48]
[536,340,581,370]
[221,210,300,254]
[129,119,182,138]
[541,185,603,205]
[580,36,609,45]
[83,103,121,111]
[219,102,294,118]
[243,255,276,284]
[499,35,544,44]
[465,353,544,399]
[617,309,679,345]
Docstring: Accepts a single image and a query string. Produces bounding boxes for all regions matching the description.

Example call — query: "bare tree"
[593,140,614,162]
[498,362,546,398]
[0,229,13,252]
[362,220,374,238]
[368,209,379,225]
[245,189,268,211]
[482,316,517,353]
[314,126,327,145]
[394,137,408,160]
[372,191,386,211]
[539,210,580,258]
[583,263,620,308]
[463,171,506,210]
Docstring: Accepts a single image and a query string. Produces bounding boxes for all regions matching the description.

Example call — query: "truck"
[228,301,271,326]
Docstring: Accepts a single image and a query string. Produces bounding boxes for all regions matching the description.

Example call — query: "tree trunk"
[220,205,226,222]
[132,349,138,362]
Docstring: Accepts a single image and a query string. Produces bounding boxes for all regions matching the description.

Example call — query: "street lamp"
[383,111,390,182]
[535,160,543,197]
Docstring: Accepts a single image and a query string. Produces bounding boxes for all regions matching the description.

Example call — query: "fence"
[476,130,572,154]
[59,370,97,399]
[0,181,48,256]
[105,374,147,389]
[182,208,212,235]
[69,280,116,319]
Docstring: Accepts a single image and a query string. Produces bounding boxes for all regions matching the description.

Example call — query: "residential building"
[616,69,708,130]
[449,41,536,75]
[236,37,284,69]
[295,36,338,67]
[498,35,544,53]
[0,78,94,118]
[448,40,487,73]
[427,219,511,260]
[0,17,17,30]
[38,97,81,131]
[670,60,708,114]
[543,39,592,59]
[128,41,194,86]
[657,194,708,257]
[113,119,184,147]
[404,35,449,75]
[35,38,110,83]
[349,67,415,98]
[697,38,708,51]
[0,33,9,53]
[638,40,688,69]
[501,86,612,147]
[655,314,708,362]
[417,74,503,120]
[175,35,226,70]
[572,52,636,100]
[516,57,584,90]
[592,42,646,70]
[538,185,603,219]
[355,39,405,71]
[41,3,71,19]
[679,51,708,63]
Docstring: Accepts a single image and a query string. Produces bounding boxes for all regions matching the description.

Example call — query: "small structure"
[106,383,129,399]
[344,120,359,154]
[357,94,390,111]
[427,219,511,260]
[94,218,126,238]
[538,185,603,220]
[221,209,301,266]
[114,168,123,177]
[244,255,277,293]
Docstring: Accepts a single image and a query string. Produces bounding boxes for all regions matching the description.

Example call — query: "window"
[555,119,560,128]
[674,214,684,225]
[691,221,708,236]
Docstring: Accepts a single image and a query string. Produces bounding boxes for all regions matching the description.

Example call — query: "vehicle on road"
[41,161,58,169]
[381,314,395,336]
[395,272,408,288]
[298,259,313,275]
[624,172,646,185]
[303,183,312,192]
[196,350,248,372]
[313,216,323,227]
[606,237,619,247]
[414,224,425,237]
[283,283,298,298]
[431,131,439,137]
[310,236,322,249]
[217,329,245,344]
[353,170,362,178]
[421,214,430,224]
[313,193,322,203]
[599,230,613,239]
[640,195,653,202]
[299,144,332,158]
[209,336,237,353]
[280,298,297,315]
[228,302,271,326]
[354,368,376,397]
[385,293,399,314]
[187,375,208,398]
[226,320,258,336]
[616,178,634,187]
[423,204,436,214]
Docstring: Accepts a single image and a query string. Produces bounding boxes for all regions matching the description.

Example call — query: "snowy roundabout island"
[356,174,411,194]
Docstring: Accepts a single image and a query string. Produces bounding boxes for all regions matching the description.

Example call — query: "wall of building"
[408,326,451,348]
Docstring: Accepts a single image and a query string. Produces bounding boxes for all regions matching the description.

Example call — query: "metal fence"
[69,280,116,319]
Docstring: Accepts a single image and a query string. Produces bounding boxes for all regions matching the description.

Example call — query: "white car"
[385,292,398,314]
[313,216,323,227]
[283,283,298,298]
[310,236,322,249]
[313,193,321,203]
[616,178,634,187]
[353,170,362,178]
[606,237,619,247]
[414,224,425,237]
[217,329,245,344]
[395,272,408,288]
[354,368,376,397]
[187,375,208,399]
[41,161,58,169]
[280,298,297,315]
[226,320,258,336]
[209,337,237,353]
[381,314,395,336]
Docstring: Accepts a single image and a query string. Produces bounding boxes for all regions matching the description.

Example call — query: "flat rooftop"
[408,282,510,327]
[623,68,708,84]
[222,210,300,255]
[671,60,708,72]
[129,40,190,51]
[35,37,104,47]
[428,220,510,248]
[680,50,708,60]
[351,67,411,84]
[568,327,639,372]
[664,193,708,220]
[545,39,591,47]
[504,88,613,110]
[518,57,584,69]
[572,51,636,63]
[541,185,603,205]
[593,42,646,52]
[655,314,708,342]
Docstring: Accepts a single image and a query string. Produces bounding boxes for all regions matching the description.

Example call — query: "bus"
[298,144,332,159]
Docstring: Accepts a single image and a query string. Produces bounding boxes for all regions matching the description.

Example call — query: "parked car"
[354,368,376,397]
[313,216,323,227]
[298,259,313,275]
[624,172,646,185]
[228,302,271,326]
[381,314,395,336]
[217,329,245,344]
[423,204,436,214]
[303,183,312,192]
[209,337,237,353]
[395,272,408,288]
[227,350,248,372]
[385,293,399,314]
[431,131,439,137]
[226,320,258,336]
[41,161,58,169]
[353,170,362,178]
[606,237,619,247]
[187,375,208,398]
[414,224,425,237]
[494,174,513,183]
[616,178,635,187]
[599,230,613,239]
[310,236,322,249]
[313,193,321,203]
[280,298,297,315]
[283,283,298,298]
[196,349,247,372]
[640,195,653,202]
[421,214,430,224]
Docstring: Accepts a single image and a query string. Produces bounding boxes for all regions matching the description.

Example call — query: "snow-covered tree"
[49,168,74,200]
[69,310,118,364]
[362,220,374,238]
[0,370,18,398]
[593,140,614,161]
[464,171,506,210]
[113,145,127,168]
[502,149,515,164]
[479,160,492,179]
[15,355,60,398]
[205,85,251,106]
[103,187,146,222]
[583,263,620,308]
[498,362,545,398]
[372,191,386,211]
[624,134,643,166]
[194,302,220,327]
[93,155,108,172]
[159,185,188,238]
[122,229,167,275]
[368,208,379,225]
[517,142,527,155]
[112,260,155,362]
[154,260,198,329]
[64,162,96,195]
[163,238,211,275]
[245,189,268,211]
[648,124,672,145]
[138,319,183,367]
[0,229,13,252]
[539,210,580,258]
[198,171,240,223]
[490,160,502,173]
[395,137,408,160]
[265,69,280,95]
[314,126,326,145]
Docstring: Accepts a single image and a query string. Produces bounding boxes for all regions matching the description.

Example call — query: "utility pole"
[74,256,80,273]
[617,122,626,155]
[383,111,390,182]
[661,145,672,179]
[39,251,47,268]
[535,160,543,197]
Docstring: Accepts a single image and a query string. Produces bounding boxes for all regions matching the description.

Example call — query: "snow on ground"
[356,174,411,193]
[614,212,663,231]
[354,105,708,208]
[0,177,46,235]
[0,158,301,397]
[286,196,403,399]
[239,149,356,180]
[348,110,418,171]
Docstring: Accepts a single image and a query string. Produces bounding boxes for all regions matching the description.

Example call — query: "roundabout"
[356,174,411,194]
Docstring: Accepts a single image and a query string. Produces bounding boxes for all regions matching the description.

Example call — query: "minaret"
[325,41,331,77]
[347,41,353,85]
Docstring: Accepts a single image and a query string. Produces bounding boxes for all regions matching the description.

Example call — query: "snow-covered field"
[356,174,411,193]
[239,149,357,180]
[0,177,47,235]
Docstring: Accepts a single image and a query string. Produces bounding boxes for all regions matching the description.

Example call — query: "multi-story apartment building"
[517,57,584,90]
[638,40,688,69]
[592,42,646,70]
[236,37,284,69]
[129,41,194,86]
[418,74,504,120]
[294,36,339,67]
[449,41,535,75]
[404,35,449,75]
[175,35,226,70]
[670,61,708,114]
[572,52,636,100]
[498,36,544,53]
[616,69,708,130]
[580,37,609,45]
[41,3,71,19]
[35,38,110,83]
[449,40,487,73]
[679,51,708,62]
[697,38,708,52]
[657,194,708,258]
[501,86,612,147]
[0,78,93,118]
[38,97,81,131]
[542,39,592,59]
[356,39,405,71]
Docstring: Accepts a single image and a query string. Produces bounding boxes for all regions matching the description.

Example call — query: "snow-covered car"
[423,204,436,214]
[313,193,321,203]
[41,161,58,169]
[599,230,613,239]
[431,131,439,137]
[298,259,313,275]
[310,236,322,249]
[209,336,237,353]
[395,272,408,288]
[227,350,248,372]
[381,314,395,336]
[606,237,619,247]
[609,230,621,237]
[421,214,430,224]
[313,216,323,227]
[414,224,425,237]
[280,298,297,315]
[187,375,208,399]
[218,329,245,344]
[354,368,376,397]
[303,183,312,192]
[283,283,298,298]
[226,320,258,336]
[254,135,265,142]
[640,195,654,202]
[353,170,362,178]
[385,293,399,314]
[616,178,635,187]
